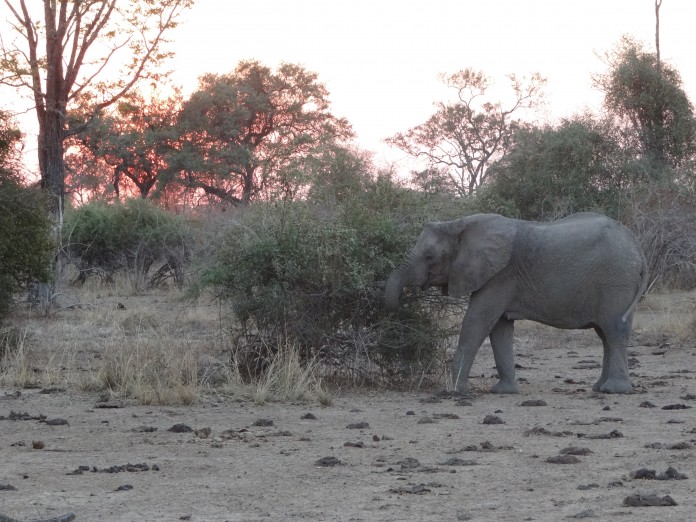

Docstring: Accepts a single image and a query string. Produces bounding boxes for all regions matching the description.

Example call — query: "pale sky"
[167,0,696,170]
[3,0,696,175]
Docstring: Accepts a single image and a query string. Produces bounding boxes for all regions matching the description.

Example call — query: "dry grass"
[1,276,331,406]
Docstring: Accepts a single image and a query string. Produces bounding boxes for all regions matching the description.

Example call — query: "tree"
[387,69,545,196]
[167,60,354,205]
[596,37,696,173]
[484,116,626,220]
[66,89,182,201]
[0,0,193,219]
[0,112,53,322]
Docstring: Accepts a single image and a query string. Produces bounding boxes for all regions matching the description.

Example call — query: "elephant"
[384,212,648,394]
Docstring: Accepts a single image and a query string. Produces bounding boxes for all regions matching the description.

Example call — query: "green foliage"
[598,37,696,172]
[387,68,545,196]
[0,172,53,322]
[63,198,192,288]
[203,162,464,384]
[168,60,354,205]
[484,117,626,219]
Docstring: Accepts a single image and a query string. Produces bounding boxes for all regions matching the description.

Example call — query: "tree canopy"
[596,37,696,174]
[0,0,193,215]
[166,60,354,205]
[387,69,545,196]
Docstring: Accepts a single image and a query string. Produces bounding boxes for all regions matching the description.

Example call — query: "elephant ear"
[447,214,517,297]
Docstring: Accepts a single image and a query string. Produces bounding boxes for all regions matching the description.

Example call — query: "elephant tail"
[621,253,649,324]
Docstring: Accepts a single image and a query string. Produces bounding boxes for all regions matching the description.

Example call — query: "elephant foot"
[593,378,632,394]
[491,380,519,394]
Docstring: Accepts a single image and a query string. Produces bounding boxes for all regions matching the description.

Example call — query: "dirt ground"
[1,290,696,521]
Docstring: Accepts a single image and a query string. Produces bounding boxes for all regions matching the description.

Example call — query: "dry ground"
[1,285,696,521]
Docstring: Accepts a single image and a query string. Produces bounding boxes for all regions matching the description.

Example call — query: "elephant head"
[384,214,518,310]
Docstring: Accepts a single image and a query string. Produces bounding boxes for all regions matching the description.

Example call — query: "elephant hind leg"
[489,317,519,394]
[592,319,633,394]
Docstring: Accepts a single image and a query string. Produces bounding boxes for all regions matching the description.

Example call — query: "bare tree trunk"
[655,0,662,74]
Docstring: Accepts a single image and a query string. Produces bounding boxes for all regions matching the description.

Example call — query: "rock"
[167,423,193,433]
[639,401,656,408]
[417,416,434,424]
[32,440,45,450]
[661,403,691,410]
[482,415,504,425]
[560,446,592,456]
[566,509,598,518]
[115,484,133,491]
[252,418,274,427]
[546,455,581,464]
[315,456,342,467]
[301,413,317,420]
[438,458,478,466]
[346,421,369,429]
[399,457,420,469]
[622,493,677,507]
[520,399,547,407]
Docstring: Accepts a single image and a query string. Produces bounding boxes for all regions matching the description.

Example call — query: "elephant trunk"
[384,262,411,312]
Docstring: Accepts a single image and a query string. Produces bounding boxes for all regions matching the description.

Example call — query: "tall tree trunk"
[655,0,662,75]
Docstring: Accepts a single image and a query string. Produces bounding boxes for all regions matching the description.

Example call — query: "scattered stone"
[419,396,442,404]
[115,484,133,491]
[3,411,43,421]
[479,441,494,450]
[455,399,473,407]
[578,429,623,439]
[602,405,611,411]
[98,463,158,473]
[417,416,435,424]
[32,440,45,450]
[520,399,547,407]
[0,483,17,491]
[668,441,692,450]
[252,418,274,427]
[66,466,90,476]
[94,401,123,409]
[346,421,369,429]
[598,417,623,423]
[680,393,696,400]
[438,458,478,466]
[546,455,581,464]
[524,426,571,437]
[631,468,656,480]
[399,457,421,470]
[194,427,211,439]
[482,415,504,425]
[577,483,600,491]
[662,403,691,410]
[405,410,415,416]
[132,425,157,433]
[622,493,677,507]
[315,456,342,467]
[301,413,317,420]
[566,509,598,518]
[167,423,193,433]
[344,441,364,448]
[42,418,69,426]
[432,413,460,419]
[607,480,624,488]
[657,466,688,480]
[389,484,430,495]
[560,446,593,456]
[372,435,380,442]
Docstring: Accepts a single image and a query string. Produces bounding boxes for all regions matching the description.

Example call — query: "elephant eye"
[424,253,434,263]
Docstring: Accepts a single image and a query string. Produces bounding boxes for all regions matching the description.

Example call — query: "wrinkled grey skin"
[385,213,648,394]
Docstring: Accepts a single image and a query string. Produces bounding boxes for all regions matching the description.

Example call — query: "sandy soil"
[2,293,696,521]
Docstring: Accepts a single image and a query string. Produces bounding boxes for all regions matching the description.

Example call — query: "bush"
[0,171,53,322]
[63,198,193,289]
[203,174,466,386]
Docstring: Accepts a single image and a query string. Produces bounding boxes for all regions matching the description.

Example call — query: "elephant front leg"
[489,317,519,394]
[451,309,501,394]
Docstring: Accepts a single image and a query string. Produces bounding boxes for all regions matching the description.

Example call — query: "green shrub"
[0,171,53,322]
[63,198,193,289]
[203,174,466,386]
